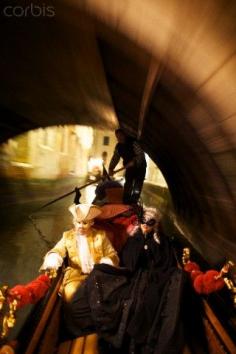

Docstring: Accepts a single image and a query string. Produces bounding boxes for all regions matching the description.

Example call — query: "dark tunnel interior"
[0,0,236,271]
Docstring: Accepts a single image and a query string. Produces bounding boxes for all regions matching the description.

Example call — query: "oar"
[102,164,111,180]
[31,166,125,213]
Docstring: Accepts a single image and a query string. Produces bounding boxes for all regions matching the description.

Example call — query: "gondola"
[1,178,236,354]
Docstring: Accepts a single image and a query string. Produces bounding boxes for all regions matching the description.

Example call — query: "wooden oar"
[30,166,125,214]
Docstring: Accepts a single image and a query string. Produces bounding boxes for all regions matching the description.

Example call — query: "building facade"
[0,125,166,187]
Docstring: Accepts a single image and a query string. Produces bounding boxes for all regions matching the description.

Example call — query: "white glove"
[41,252,63,270]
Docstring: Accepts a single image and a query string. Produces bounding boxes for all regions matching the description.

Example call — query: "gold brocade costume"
[42,228,119,301]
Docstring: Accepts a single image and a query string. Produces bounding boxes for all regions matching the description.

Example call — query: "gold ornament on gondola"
[222,261,236,308]
[0,286,8,312]
[182,247,190,265]
[1,300,18,339]
[0,284,18,340]
[45,268,58,279]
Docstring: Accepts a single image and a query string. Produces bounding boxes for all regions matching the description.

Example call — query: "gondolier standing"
[108,128,147,204]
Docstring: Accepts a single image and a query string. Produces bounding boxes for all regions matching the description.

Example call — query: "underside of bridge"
[0,0,236,266]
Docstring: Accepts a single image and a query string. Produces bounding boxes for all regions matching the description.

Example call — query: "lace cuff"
[99,257,114,266]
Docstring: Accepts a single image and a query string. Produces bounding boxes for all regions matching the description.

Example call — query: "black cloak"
[63,229,185,354]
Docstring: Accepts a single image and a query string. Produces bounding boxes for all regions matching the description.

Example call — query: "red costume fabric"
[8,275,51,308]
[184,261,225,294]
[95,204,138,252]
[193,270,225,295]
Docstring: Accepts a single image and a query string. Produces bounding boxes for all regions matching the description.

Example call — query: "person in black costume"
[117,207,185,354]
[63,206,185,354]
[108,129,147,204]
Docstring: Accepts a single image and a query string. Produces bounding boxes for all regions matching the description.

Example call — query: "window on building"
[103,136,110,146]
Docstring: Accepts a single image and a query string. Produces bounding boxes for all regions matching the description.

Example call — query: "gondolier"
[108,129,147,204]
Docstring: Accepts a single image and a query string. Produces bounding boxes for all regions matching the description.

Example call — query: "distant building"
[90,129,119,169]
[0,126,167,187]
[0,125,92,179]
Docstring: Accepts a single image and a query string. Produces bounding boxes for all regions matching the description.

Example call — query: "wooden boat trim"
[24,272,63,354]
[203,299,236,353]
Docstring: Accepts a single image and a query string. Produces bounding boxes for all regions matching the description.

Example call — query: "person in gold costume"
[40,203,119,302]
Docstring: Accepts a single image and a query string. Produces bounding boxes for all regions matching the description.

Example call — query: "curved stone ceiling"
[0,0,236,265]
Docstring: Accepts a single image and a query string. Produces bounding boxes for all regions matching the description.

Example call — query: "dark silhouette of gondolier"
[108,129,146,204]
